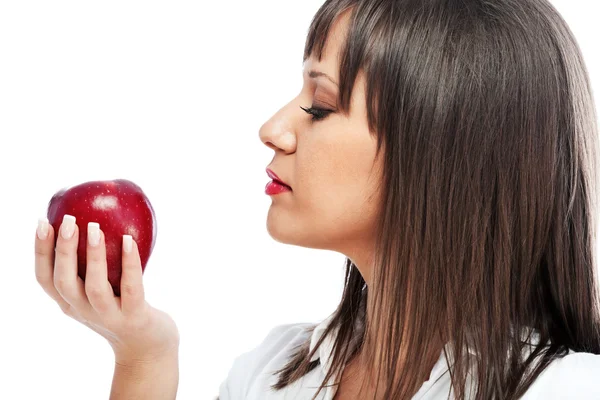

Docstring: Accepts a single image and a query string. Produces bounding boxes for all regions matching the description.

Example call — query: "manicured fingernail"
[88,222,100,246]
[61,214,76,240]
[37,218,49,240]
[123,235,132,253]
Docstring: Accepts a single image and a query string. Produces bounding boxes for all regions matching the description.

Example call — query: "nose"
[259,103,297,154]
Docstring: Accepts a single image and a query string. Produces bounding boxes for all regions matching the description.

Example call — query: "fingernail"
[61,214,76,240]
[88,222,100,246]
[123,235,132,253]
[37,218,49,240]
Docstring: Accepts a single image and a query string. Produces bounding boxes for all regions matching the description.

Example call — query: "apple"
[47,179,157,296]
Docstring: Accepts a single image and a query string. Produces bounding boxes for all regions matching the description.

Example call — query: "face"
[259,10,384,275]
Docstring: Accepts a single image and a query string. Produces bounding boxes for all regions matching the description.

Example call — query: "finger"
[85,222,119,316]
[35,218,55,290]
[53,214,94,316]
[35,217,84,317]
[120,235,146,317]
[35,218,61,300]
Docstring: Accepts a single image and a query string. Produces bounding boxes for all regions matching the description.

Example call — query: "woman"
[34,0,600,399]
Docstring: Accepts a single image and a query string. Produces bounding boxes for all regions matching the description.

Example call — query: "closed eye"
[300,106,333,122]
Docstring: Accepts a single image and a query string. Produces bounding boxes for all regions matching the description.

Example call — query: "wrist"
[110,346,179,400]
[114,342,179,370]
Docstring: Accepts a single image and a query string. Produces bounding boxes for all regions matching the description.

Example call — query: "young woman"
[35,0,600,399]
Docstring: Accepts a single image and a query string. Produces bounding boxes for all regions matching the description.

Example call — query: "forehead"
[303,9,352,74]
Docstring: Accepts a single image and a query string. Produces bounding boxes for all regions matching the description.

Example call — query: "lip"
[266,168,291,189]
[265,181,292,195]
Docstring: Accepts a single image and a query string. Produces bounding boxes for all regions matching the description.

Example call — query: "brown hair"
[270,0,600,399]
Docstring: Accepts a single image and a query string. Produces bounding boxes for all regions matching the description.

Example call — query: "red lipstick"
[266,168,292,195]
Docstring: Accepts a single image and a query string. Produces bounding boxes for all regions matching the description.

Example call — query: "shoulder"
[530,351,600,399]
[218,322,314,400]
[229,322,314,378]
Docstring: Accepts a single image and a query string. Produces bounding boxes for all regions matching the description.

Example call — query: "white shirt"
[218,315,600,399]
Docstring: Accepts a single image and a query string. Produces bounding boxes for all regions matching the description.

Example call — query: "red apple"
[47,179,157,296]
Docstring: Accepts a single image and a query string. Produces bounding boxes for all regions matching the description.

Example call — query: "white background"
[0,1,597,399]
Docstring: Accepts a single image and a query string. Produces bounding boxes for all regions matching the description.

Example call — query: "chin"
[265,211,296,245]
[266,214,333,250]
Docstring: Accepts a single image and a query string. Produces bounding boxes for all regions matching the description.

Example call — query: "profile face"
[259,10,384,258]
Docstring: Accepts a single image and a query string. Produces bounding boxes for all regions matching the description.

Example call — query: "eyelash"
[300,106,333,122]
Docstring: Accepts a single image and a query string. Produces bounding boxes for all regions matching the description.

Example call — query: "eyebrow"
[308,70,339,87]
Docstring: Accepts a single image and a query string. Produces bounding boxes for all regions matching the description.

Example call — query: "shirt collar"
[307,314,454,389]
[309,314,337,363]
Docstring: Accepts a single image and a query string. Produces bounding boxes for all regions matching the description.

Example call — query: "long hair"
[271,0,600,398]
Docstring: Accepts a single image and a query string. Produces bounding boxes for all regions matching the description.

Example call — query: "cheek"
[296,127,379,198]
[295,140,348,203]
[304,181,380,246]
[294,142,381,240]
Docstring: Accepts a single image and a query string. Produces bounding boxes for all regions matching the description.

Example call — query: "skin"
[34,219,180,362]
[259,9,383,287]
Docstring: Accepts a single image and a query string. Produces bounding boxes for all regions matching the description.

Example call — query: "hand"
[34,215,180,366]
